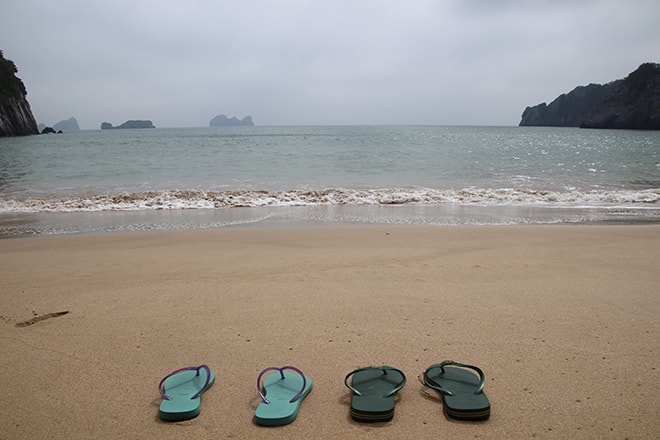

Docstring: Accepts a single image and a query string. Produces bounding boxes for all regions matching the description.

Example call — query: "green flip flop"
[158,364,215,422]
[344,366,406,423]
[422,360,491,421]
[255,365,313,426]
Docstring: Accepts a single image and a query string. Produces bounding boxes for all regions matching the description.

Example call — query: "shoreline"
[1,204,659,238]
[1,224,659,439]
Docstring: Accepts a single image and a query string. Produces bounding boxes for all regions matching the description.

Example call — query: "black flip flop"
[344,366,406,423]
[422,360,490,421]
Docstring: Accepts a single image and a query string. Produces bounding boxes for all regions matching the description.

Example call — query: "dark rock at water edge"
[210,114,254,127]
[520,62,660,130]
[0,50,39,136]
[40,126,62,134]
[101,120,155,129]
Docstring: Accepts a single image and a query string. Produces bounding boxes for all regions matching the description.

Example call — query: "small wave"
[0,187,658,213]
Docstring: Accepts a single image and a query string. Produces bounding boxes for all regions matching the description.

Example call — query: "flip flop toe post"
[255,366,313,426]
[345,366,406,423]
[423,360,490,421]
[158,364,215,422]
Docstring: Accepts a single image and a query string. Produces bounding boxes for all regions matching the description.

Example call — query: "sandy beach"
[1,225,658,439]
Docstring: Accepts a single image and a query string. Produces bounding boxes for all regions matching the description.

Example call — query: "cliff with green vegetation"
[0,51,38,136]
[520,63,660,130]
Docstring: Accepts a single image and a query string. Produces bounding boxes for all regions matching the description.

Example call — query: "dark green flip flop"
[422,360,490,421]
[344,366,406,423]
[158,364,215,422]
[255,366,313,426]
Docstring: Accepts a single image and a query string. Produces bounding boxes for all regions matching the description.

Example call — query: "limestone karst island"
[101,120,156,129]
[209,114,254,127]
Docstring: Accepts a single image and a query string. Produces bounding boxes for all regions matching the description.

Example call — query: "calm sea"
[1,125,659,236]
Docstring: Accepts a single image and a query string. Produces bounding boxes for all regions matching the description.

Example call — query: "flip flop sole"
[351,407,394,423]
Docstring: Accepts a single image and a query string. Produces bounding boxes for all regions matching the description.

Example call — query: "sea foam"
[1,187,658,213]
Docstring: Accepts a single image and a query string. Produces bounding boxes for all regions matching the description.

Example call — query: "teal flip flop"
[344,366,406,423]
[255,365,313,426]
[422,360,491,421]
[158,364,215,422]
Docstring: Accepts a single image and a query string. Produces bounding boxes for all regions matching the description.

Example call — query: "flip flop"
[255,365,313,426]
[344,366,406,423]
[158,364,215,422]
[422,360,491,421]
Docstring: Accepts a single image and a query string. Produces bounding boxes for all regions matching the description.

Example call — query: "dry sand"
[1,225,658,439]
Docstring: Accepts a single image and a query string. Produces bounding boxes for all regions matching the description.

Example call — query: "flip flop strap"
[158,364,211,401]
[423,360,486,396]
[344,366,407,397]
[257,365,308,404]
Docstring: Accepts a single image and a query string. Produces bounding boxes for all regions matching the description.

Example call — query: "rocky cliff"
[519,82,618,127]
[520,63,660,130]
[210,114,254,127]
[0,51,39,137]
[580,63,660,129]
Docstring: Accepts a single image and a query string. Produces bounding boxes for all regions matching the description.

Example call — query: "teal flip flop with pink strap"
[158,364,215,421]
[255,365,313,426]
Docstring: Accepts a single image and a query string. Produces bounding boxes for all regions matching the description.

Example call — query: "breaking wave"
[1,187,659,213]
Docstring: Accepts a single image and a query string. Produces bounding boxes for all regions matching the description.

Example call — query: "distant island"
[209,114,254,127]
[54,117,80,132]
[101,120,155,129]
[520,62,660,130]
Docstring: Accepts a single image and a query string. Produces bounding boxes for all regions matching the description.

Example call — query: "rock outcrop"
[41,126,59,134]
[209,114,254,127]
[0,51,39,137]
[520,63,660,130]
[101,120,155,129]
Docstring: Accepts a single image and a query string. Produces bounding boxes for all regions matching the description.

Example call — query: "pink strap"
[158,364,211,400]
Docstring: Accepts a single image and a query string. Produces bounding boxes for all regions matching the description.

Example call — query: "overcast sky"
[2,0,659,129]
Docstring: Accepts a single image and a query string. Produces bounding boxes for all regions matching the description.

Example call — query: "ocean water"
[1,125,659,236]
